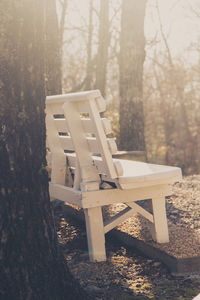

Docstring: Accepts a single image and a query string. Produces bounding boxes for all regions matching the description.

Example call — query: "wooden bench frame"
[46,90,182,262]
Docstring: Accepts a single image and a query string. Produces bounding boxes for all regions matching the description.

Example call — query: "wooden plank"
[47,103,64,115]
[45,107,64,153]
[118,177,177,190]
[46,90,101,104]
[54,118,69,133]
[49,183,82,206]
[47,101,105,115]
[87,99,118,179]
[81,184,171,208]
[73,159,81,190]
[84,207,106,261]
[76,97,106,113]
[63,101,100,188]
[95,96,106,112]
[59,135,117,155]
[51,153,66,185]
[59,136,74,151]
[46,92,106,114]
[126,202,154,223]
[114,160,123,176]
[107,138,118,154]
[59,136,98,153]
[54,117,112,135]
[102,118,112,135]
[152,197,169,243]
[104,206,136,233]
[67,153,122,178]
[67,153,107,175]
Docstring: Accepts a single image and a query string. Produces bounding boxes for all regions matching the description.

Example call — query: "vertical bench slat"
[87,99,118,179]
[62,101,100,190]
[45,106,67,187]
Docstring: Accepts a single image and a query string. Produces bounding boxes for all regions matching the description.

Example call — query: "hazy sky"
[145,0,199,56]
[62,0,200,61]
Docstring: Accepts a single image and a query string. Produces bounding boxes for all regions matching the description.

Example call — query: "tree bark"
[0,1,89,299]
[119,0,146,151]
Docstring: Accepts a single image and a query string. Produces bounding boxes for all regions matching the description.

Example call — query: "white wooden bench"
[46,90,182,262]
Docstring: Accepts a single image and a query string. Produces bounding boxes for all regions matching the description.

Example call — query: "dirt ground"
[53,175,200,300]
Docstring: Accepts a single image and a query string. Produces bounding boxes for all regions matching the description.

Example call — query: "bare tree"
[85,0,94,90]
[119,0,147,151]
[59,0,68,49]
[95,0,110,96]
[154,0,196,171]
[46,0,62,95]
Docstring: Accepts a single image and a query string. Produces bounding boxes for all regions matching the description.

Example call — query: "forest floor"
[53,175,200,300]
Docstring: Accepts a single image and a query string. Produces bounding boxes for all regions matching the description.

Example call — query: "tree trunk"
[0,1,89,299]
[59,0,68,50]
[85,0,94,90]
[119,0,146,151]
[95,0,109,96]
[58,0,68,83]
[45,0,62,95]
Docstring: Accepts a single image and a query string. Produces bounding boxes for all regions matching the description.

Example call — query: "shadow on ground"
[53,204,200,300]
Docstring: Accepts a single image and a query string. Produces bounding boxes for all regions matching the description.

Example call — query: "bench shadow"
[53,203,200,300]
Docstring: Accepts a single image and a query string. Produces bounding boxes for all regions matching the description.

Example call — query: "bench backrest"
[46,90,123,191]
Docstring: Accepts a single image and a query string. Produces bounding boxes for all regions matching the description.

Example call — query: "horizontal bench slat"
[66,153,122,177]
[54,118,112,135]
[47,96,106,114]
[67,154,106,175]
[49,183,82,206]
[46,90,101,104]
[60,136,117,155]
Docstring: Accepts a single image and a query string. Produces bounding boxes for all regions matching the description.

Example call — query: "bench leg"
[84,207,106,262]
[151,197,169,243]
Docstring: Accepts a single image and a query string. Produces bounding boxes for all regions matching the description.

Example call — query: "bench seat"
[115,159,182,189]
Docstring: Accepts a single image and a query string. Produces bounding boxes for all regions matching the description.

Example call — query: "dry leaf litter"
[54,175,200,299]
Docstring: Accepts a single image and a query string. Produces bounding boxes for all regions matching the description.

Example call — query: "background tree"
[52,0,200,174]
[46,0,62,95]
[85,0,94,90]
[0,0,89,299]
[119,0,147,151]
[143,0,200,174]
[59,0,68,49]
[95,0,110,96]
